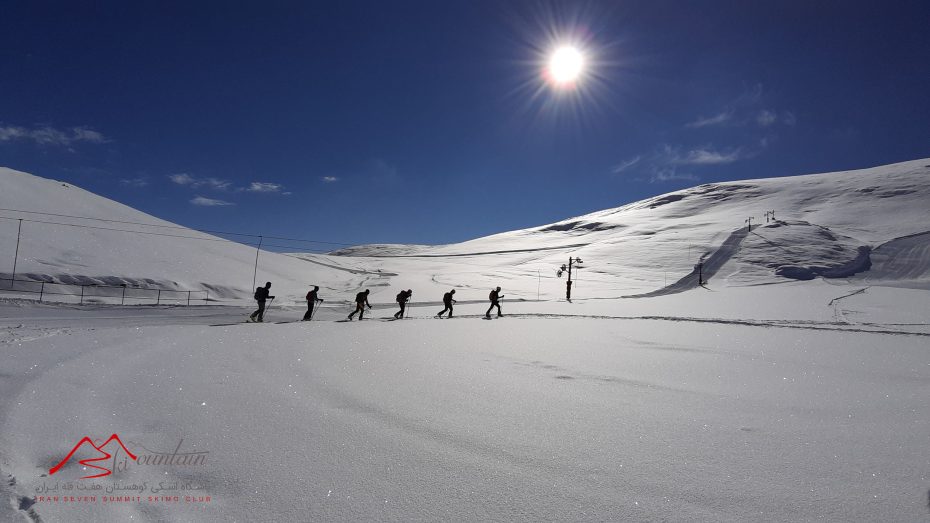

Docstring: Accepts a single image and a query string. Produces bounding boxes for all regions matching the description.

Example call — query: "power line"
[0,215,256,244]
[0,215,349,254]
[0,207,353,246]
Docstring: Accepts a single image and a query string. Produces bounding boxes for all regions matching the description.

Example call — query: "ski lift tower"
[557,256,584,301]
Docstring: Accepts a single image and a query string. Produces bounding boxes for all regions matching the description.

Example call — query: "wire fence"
[0,278,208,306]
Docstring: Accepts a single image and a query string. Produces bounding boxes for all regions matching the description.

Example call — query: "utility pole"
[557,256,584,302]
[251,235,263,292]
[745,217,753,232]
[10,219,22,288]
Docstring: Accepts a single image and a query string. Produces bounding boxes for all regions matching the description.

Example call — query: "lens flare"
[548,46,584,85]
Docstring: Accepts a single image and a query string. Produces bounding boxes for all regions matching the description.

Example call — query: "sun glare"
[548,46,585,86]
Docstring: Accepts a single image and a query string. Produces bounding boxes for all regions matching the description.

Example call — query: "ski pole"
[310,299,322,321]
[266,296,275,318]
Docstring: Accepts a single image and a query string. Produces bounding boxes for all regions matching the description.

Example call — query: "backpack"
[396,292,405,303]
[254,287,263,300]
[489,290,495,301]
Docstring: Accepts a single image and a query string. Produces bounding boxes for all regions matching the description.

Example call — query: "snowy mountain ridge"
[313,158,930,294]
[2,158,929,304]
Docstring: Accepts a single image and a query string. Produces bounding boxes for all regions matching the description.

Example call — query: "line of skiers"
[249,281,505,322]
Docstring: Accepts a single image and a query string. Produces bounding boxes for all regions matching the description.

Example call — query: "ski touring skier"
[394,289,413,319]
[347,289,372,320]
[436,289,456,318]
[485,286,503,319]
[248,281,275,323]
[303,285,323,321]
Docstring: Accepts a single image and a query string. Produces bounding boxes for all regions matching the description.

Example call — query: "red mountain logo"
[49,434,138,479]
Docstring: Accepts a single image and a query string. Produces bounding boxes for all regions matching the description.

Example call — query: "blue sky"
[2,1,928,250]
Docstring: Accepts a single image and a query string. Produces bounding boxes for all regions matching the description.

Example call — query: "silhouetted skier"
[347,289,371,320]
[249,282,275,323]
[303,286,323,321]
[436,289,456,318]
[394,289,412,319]
[566,280,573,302]
[485,287,503,318]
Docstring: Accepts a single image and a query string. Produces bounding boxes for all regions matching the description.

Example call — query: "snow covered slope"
[2,159,929,306]
[302,158,930,299]
[0,167,378,302]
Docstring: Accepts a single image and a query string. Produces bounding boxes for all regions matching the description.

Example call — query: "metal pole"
[80,286,84,305]
[187,291,191,306]
[251,235,263,292]
[156,289,161,305]
[205,290,209,304]
[39,282,44,302]
[10,219,22,288]
[121,285,126,305]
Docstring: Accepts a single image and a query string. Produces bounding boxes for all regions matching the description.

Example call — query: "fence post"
[156,289,161,305]
[80,285,84,305]
[251,235,263,291]
[187,291,191,306]
[10,219,22,289]
[39,282,45,302]
[204,290,209,304]
[121,285,127,305]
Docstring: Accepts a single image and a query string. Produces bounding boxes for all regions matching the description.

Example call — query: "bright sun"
[548,46,585,85]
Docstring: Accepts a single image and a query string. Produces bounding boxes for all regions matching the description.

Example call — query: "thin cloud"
[685,110,734,128]
[686,85,795,129]
[119,177,149,188]
[650,168,698,183]
[676,147,744,165]
[0,124,108,147]
[321,176,339,183]
[756,110,777,127]
[190,196,234,207]
[171,173,288,194]
[168,173,231,190]
[757,109,795,127]
[613,143,754,183]
[244,182,283,193]
[611,155,642,174]
[169,173,196,185]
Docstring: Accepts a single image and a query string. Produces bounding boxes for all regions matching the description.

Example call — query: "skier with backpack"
[394,289,413,319]
[485,286,503,319]
[347,289,372,320]
[248,281,275,323]
[436,289,456,318]
[303,285,323,321]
